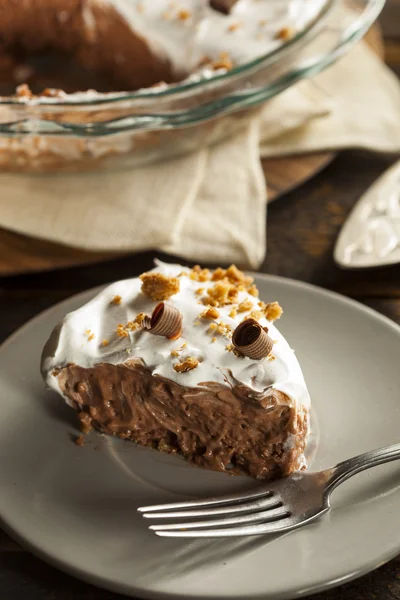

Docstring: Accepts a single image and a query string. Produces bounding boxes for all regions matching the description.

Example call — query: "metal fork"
[138,443,400,538]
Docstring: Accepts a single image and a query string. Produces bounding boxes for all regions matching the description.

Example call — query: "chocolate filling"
[210,0,239,15]
[57,360,308,480]
[0,0,177,95]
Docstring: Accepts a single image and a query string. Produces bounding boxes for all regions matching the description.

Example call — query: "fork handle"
[326,443,400,492]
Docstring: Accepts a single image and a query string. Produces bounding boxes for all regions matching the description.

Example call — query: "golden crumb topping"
[208,321,233,338]
[111,295,122,305]
[116,324,129,338]
[140,272,180,301]
[276,26,295,41]
[190,265,212,282]
[115,311,150,339]
[211,267,226,281]
[199,264,257,306]
[265,301,283,321]
[173,357,200,373]
[134,312,147,326]
[249,309,263,321]
[227,22,241,32]
[212,52,233,71]
[226,264,253,285]
[178,8,191,20]
[200,307,220,320]
[116,319,141,338]
[258,301,283,321]
[171,342,188,358]
[211,264,254,286]
[248,284,259,297]
[238,300,253,313]
[225,342,241,357]
[202,281,239,307]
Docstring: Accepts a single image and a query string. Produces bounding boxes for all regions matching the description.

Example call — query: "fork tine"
[154,516,296,538]
[137,488,272,514]
[141,494,281,519]
[149,506,290,531]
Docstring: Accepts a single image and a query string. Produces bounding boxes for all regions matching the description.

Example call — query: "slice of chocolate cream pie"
[41,262,310,480]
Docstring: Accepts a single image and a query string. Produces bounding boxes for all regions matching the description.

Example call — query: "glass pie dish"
[0,0,386,173]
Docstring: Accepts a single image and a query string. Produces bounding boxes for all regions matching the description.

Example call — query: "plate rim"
[1,272,400,600]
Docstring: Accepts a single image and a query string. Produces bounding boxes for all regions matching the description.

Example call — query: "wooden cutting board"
[0,26,383,276]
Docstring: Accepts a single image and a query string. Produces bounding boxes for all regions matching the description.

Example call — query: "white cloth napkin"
[0,40,400,268]
[260,42,400,157]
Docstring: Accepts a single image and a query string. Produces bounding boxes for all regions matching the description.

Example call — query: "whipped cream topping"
[108,0,328,78]
[42,261,310,411]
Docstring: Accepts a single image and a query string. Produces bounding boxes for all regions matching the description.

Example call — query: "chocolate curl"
[210,0,238,14]
[141,315,152,330]
[141,302,182,340]
[232,318,273,360]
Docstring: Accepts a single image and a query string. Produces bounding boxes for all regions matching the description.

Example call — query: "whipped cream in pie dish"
[86,0,330,90]
[41,262,310,479]
[0,0,329,96]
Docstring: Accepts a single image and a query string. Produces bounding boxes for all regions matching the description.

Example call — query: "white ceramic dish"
[1,273,400,600]
[334,159,400,268]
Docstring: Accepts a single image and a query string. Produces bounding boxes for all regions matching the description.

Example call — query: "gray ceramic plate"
[1,274,400,600]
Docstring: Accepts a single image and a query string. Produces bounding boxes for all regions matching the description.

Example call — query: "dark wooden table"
[1,7,400,600]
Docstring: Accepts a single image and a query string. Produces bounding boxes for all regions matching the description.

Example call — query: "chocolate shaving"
[232,318,273,360]
[141,302,182,340]
[210,0,239,15]
[141,315,152,330]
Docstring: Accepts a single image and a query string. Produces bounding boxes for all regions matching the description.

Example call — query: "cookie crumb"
[134,313,147,326]
[238,300,253,313]
[116,324,129,338]
[190,265,212,282]
[173,357,200,373]
[202,281,238,307]
[276,26,295,41]
[74,435,85,447]
[111,295,122,305]
[212,52,233,71]
[200,307,220,320]
[249,309,263,321]
[140,272,180,301]
[178,8,191,20]
[248,284,259,297]
[264,301,283,321]
[227,22,241,32]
